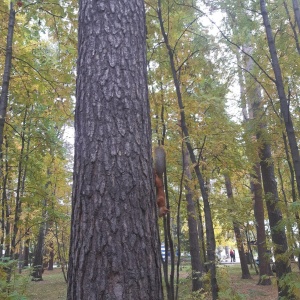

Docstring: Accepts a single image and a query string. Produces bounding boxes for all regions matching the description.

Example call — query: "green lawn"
[26,269,67,300]
[23,264,289,300]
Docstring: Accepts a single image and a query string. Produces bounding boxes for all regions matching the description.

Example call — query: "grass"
[19,263,298,299]
[174,263,279,300]
[26,269,67,300]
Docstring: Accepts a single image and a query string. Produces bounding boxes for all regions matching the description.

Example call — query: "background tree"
[0,0,75,279]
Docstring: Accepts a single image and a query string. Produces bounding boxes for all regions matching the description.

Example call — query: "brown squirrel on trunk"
[154,146,169,217]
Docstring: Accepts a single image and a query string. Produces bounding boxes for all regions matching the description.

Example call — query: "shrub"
[0,258,30,300]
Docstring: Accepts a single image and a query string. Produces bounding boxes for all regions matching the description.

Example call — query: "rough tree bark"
[67,1,163,299]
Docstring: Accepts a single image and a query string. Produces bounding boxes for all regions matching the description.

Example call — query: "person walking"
[230,249,234,262]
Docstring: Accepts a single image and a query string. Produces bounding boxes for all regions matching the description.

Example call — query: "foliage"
[278,271,300,300]
[216,266,246,300]
[0,258,30,300]
[0,0,76,272]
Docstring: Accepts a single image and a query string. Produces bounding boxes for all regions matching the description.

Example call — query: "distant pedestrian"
[233,250,236,262]
[230,249,234,262]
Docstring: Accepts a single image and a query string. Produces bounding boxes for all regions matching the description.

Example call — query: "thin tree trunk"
[162,218,171,300]
[292,0,300,33]
[278,164,297,261]
[0,2,15,158]
[282,132,298,205]
[0,9,16,266]
[183,149,204,291]
[282,130,300,265]
[250,165,272,284]
[32,220,46,281]
[18,243,24,274]
[245,34,292,294]
[158,98,175,300]
[54,222,67,283]
[1,136,9,257]
[4,137,10,257]
[32,168,51,280]
[250,85,274,282]
[157,2,218,298]
[163,168,175,300]
[224,174,251,279]
[48,241,54,271]
[152,83,173,299]
[196,200,207,269]
[240,45,271,284]
[161,160,175,300]
[283,1,300,54]
[194,178,206,269]
[245,227,259,274]
[259,139,291,298]
[260,0,300,199]
[11,109,28,257]
[23,239,30,267]
[175,159,184,300]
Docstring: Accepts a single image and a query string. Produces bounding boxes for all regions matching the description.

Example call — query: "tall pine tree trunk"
[67,1,162,299]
